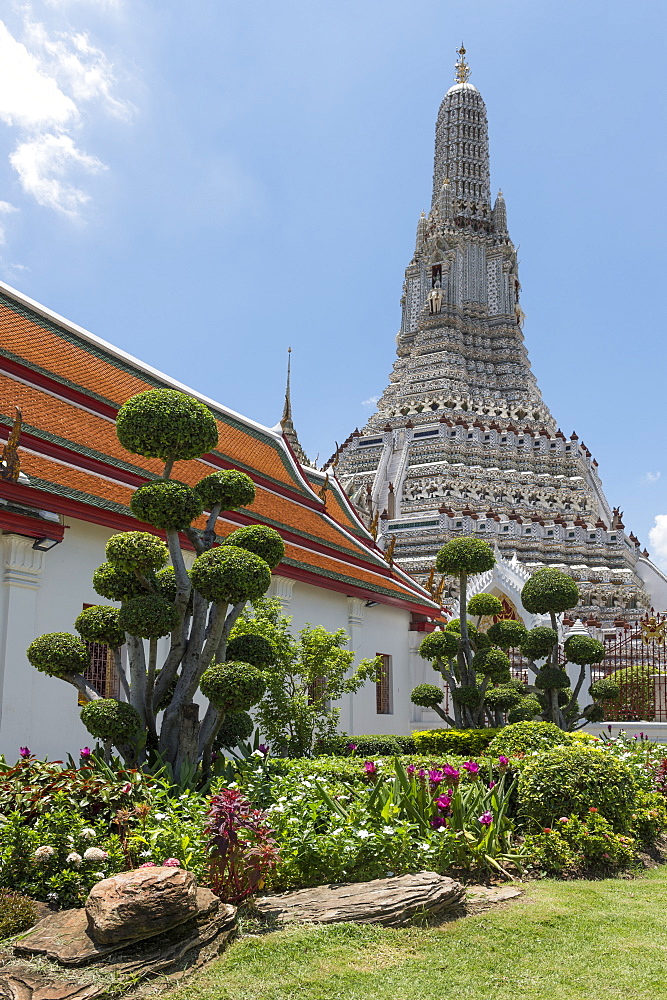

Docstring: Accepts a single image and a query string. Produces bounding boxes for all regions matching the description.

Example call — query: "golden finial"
[455,43,470,84]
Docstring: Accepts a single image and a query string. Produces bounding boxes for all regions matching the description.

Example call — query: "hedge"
[412,728,501,757]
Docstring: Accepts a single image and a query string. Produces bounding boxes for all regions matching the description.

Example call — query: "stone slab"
[85,867,197,946]
[254,871,466,927]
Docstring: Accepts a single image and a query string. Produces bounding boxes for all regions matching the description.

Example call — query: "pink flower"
[588,807,598,813]
[121,782,132,795]
[406,764,416,775]
[430,816,448,829]
[488,780,496,790]
[463,761,480,775]
[543,828,552,833]
[80,747,92,759]
[19,747,31,759]
[162,858,181,867]
[428,769,445,786]
[498,755,510,767]
[139,862,157,868]
[559,817,569,823]
[443,764,460,783]
[435,794,452,811]
[478,811,493,827]
[364,761,377,775]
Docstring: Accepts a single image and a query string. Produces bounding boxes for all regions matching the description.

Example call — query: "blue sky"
[1,0,667,567]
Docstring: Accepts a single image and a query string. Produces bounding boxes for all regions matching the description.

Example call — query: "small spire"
[281,346,292,423]
[455,43,470,84]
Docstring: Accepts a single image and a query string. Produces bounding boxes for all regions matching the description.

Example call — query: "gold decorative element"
[426,565,436,594]
[455,44,470,84]
[640,616,667,645]
[369,511,379,540]
[434,576,446,602]
[0,406,23,482]
[318,472,330,501]
[384,536,396,567]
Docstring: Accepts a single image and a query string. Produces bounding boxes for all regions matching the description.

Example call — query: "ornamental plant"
[205,787,281,903]
[411,538,531,729]
[26,388,285,778]
[519,569,614,730]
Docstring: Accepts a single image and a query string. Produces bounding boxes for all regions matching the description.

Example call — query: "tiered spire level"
[334,48,655,621]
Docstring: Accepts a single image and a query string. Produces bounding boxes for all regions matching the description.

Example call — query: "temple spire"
[279,347,310,467]
[455,43,470,84]
[281,346,292,423]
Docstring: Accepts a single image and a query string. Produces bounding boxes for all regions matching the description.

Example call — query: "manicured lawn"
[164,867,667,1000]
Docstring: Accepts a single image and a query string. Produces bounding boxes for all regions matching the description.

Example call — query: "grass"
[158,866,667,1000]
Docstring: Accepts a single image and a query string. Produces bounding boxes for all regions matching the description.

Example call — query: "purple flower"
[488,780,496,790]
[428,769,445,786]
[406,764,416,776]
[258,743,269,756]
[435,794,452,811]
[463,761,480,775]
[443,764,460,783]
[498,755,510,768]
[347,742,358,752]
[19,747,31,759]
[80,747,92,759]
[364,761,377,775]
[430,816,448,829]
[418,768,426,781]
[478,811,493,827]
[607,725,612,734]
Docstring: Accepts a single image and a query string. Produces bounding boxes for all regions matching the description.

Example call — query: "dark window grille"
[79,604,120,704]
[307,676,327,704]
[376,654,392,714]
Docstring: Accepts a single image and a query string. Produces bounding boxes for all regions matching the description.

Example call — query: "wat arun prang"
[333,47,667,625]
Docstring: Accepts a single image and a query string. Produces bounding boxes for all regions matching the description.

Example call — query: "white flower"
[153,813,167,822]
[34,845,55,860]
[93,872,106,879]
[382,826,394,835]
[83,847,108,863]
[80,828,97,841]
[356,829,371,839]
[66,852,82,867]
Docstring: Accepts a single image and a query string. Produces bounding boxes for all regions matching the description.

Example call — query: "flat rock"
[254,871,466,927]
[14,889,227,967]
[466,886,522,905]
[85,867,197,946]
[0,966,102,1000]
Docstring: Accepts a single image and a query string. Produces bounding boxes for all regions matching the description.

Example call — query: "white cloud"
[0,201,18,243]
[0,7,130,224]
[644,471,662,484]
[0,20,76,129]
[362,395,379,407]
[10,133,104,216]
[649,515,667,571]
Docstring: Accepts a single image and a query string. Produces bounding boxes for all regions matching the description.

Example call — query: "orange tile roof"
[0,284,437,612]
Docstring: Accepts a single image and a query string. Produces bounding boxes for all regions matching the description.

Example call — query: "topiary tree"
[26,388,285,777]
[412,539,529,729]
[519,569,609,731]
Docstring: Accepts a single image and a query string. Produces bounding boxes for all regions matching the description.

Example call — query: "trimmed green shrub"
[605,663,665,721]
[467,593,503,617]
[630,790,667,844]
[191,547,271,605]
[27,633,89,679]
[484,685,523,712]
[225,634,276,668]
[507,696,542,723]
[582,704,605,722]
[222,525,285,570]
[487,721,575,758]
[92,562,146,602]
[130,480,203,531]
[80,699,142,744]
[474,647,511,682]
[106,532,168,574]
[215,711,254,749]
[564,634,606,666]
[520,626,558,661]
[410,683,445,708]
[195,470,256,511]
[75,606,125,648]
[418,630,459,661]
[487,619,528,649]
[589,677,621,701]
[315,734,416,756]
[435,537,495,576]
[116,388,218,462]
[0,889,38,940]
[518,745,638,830]
[155,566,178,602]
[118,595,179,639]
[451,684,483,707]
[444,618,478,637]
[535,666,570,690]
[412,728,501,757]
[521,567,579,615]
[200,662,266,712]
